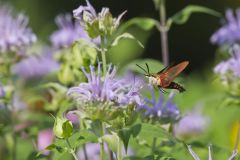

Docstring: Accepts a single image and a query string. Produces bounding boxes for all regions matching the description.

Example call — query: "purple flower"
[66,111,79,124]
[188,145,238,160]
[11,47,59,79]
[73,0,97,21]
[214,45,240,78]
[67,63,143,107]
[0,84,5,97]
[0,5,36,53]
[211,9,240,45]
[50,13,95,48]
[73,0,126,37]
[12,93,27,111]
[37,129,54,155]
[137,86,180,124]
[173,107,209,139]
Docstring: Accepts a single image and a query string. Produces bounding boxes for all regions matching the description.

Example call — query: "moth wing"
[159,61,189,87]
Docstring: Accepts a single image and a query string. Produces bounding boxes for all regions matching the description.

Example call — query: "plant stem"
[159,0,169,66]
[66,139,79,160]
[80,120,89,160]
[100,122,105,160]
[83,144,88,160]
[117,138,122,160]
[108,148,114,160]
[100,36,107,74]
[151,137,157,154]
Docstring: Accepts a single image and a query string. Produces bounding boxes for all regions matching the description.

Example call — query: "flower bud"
[53,117,73,139]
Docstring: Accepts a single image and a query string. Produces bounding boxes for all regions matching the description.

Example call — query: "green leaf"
[90,120,103,137]
[119,18,158,33]
[111,33,144,48]
[62,120,73,138]
[118,124,142,152]
[46,144,65,153]
[118,128,131,152]
[167,5,221,29]
[102,133,118,153]
[131,124,142,137]
[137,123,177,146]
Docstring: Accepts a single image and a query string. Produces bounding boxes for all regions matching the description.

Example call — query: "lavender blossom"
[73,0,126,37]
[188,145,238,160]
[66,111,79,124]
[50,13,94,48]
[173,107,209,139]
[214,45,240,78]
[67,63,143,107]
[37,129,54,155]
[0,84,5,97]
[73,0,96,21]
[0,5,36,53]
[211,9,240,45]
[11,48,59,79]
[137,86,180,124]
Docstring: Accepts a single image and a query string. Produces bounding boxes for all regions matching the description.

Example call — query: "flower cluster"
[67,63,143,107]
[211,9,240,45]
[173,107,209,139]
[50,14,93,48]
[214,45,240,78]
[12,48,59,79]
[0,5,36,53]
[73,0,126,38]
[137,86,180,124]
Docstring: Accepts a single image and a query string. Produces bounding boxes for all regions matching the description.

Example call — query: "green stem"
[117,138,122,160]
[151,137,157,154]
[80,120,89,160]
[10,111,16,160]
[159,0,169,66]
[100,122,105,160]
[100,36,107,74]
[66,139,79,160]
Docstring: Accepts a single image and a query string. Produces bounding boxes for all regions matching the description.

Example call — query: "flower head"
[37,129,54,155]
[11,47,59,79]
[66,111,79,124]
[173,107,209,139]
[211,9,240,45]
[50,13,95,48]
[137,86,180,124]
[67,63,143,107]
[73,0,126,38]
[0,5,36,53]
[214,45,240,78]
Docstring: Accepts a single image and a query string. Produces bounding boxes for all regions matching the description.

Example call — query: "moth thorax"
[148,76,159,86]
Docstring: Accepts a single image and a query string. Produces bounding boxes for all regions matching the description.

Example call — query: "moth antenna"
[136,64,148,75]
[145,63,150,75]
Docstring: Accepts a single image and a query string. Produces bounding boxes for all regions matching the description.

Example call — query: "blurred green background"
[2,0,240,73]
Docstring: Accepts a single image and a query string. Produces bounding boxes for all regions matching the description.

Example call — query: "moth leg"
[159,88,168,94]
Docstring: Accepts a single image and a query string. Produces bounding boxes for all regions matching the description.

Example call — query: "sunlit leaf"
[111,33,144,48]
[167,5,221,29]
[118,18,158,33]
